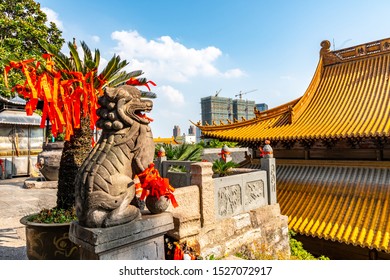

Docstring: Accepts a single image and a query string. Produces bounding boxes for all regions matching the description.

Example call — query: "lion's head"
[96,85,153,130]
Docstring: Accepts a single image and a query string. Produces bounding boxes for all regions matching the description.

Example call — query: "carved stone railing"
[154,157,192,188]
[213,170,268,219]
[165,156,288,259]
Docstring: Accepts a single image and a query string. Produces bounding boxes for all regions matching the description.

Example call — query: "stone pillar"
[69,212,174,260]
[155,146,167,175]
[261,158,277,205]
[191,162,215,227]
[260,141,277,205]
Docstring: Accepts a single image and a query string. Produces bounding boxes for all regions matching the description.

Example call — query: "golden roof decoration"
[193,38,390,142]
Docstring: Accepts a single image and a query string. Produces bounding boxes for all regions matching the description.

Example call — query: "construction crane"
[215,89,222,97]
[235,89,257,99]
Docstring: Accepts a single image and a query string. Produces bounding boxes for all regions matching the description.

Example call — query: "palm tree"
[7,39,156,211]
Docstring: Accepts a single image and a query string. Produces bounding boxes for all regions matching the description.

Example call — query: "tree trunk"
[56,116,92,210]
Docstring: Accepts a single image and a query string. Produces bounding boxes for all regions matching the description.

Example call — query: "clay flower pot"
[20,215,80,260]
[145,195,170,214]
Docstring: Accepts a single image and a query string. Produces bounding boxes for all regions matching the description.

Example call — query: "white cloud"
[158,85,185,106]
[223,68,246,78]
[91,35,100,43]
[41,7,64,30]
[111,30,244,82]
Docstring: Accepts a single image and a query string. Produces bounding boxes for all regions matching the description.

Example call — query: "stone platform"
[69,211,174,260]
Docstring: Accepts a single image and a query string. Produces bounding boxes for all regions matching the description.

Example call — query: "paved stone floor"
[0,177,57,260]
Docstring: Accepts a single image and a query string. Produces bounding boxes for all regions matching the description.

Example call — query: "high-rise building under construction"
[200,96,256,125]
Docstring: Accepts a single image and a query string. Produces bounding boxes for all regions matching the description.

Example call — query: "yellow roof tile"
[196,38,390,142]
[277,162,390,253]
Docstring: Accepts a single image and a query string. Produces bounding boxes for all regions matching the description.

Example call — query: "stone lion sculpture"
[75,85,155,228]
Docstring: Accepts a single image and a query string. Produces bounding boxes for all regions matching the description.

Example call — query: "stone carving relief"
[270,164,276,192]
[75,85,155,228]
[244,180,264,207]
[217,184,242,217]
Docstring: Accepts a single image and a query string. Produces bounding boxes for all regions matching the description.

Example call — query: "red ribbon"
[173,244,184,260]
[126,77,157,91]
[5,55,106,142]
[259,147,272,157]
[135,163,178,208]
[218,150,230,161]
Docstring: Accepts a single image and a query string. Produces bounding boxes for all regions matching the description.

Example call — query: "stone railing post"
[191,162,215,227]
[154,156,166,176]
[260,141,277,205]
[154,146,167,176]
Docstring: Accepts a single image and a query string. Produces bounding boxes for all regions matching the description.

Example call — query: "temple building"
[194,38,390,259]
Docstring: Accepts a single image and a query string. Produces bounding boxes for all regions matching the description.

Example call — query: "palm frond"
[127,70,144,78]
[68,41,82,72]
[81,41,92,62]
[140,91,157,99]
[93,49,100,70]
[98,55,121,81]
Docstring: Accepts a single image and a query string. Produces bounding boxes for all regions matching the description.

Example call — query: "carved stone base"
[69,211,174,260]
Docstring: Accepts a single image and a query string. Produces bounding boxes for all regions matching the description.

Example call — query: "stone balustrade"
[165,158,290,259]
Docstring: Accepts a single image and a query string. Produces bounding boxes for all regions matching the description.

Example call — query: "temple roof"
[195,38,390,143]
[153,137,179,145]
[275,160,390,253]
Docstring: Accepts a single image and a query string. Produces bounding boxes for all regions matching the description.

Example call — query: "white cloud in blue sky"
[38,0,390,137]
[111,30,244,83]
[91,35,100,43]
[41,7,63,30]
[158,85,185,106]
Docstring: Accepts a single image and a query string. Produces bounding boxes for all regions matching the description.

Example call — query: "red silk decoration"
[218,149,230,161]
[6,54,156,143]
[173,244,184,260]
[135,163,178,208]
[259,146,272,157]
[0,159,4,174]
[5,56,105,141]
[126,77,157,91]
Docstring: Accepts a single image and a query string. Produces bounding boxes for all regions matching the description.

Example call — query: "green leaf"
[68,41,82,72]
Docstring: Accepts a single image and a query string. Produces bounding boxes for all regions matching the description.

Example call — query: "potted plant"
[212,159,239,177]
[8,39,155,259]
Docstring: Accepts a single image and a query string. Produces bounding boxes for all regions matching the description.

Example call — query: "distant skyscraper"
[173,125,181,137]
[188,125,196,136]
[256,103,269,112]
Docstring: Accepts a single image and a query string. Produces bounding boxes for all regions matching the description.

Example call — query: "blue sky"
[37,0,390,138]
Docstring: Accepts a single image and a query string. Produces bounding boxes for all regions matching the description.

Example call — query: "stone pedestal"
[69,211,174,260]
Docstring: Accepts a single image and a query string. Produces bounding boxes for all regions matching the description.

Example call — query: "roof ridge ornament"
[320,40,341,66]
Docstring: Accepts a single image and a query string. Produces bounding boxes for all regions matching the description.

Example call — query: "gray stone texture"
[261,157,277,205]
[165,162,290,259]
[69,211,174,260]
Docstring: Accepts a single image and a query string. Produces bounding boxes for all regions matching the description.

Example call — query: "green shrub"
[289,230,330,260]
[28,207,77,224]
